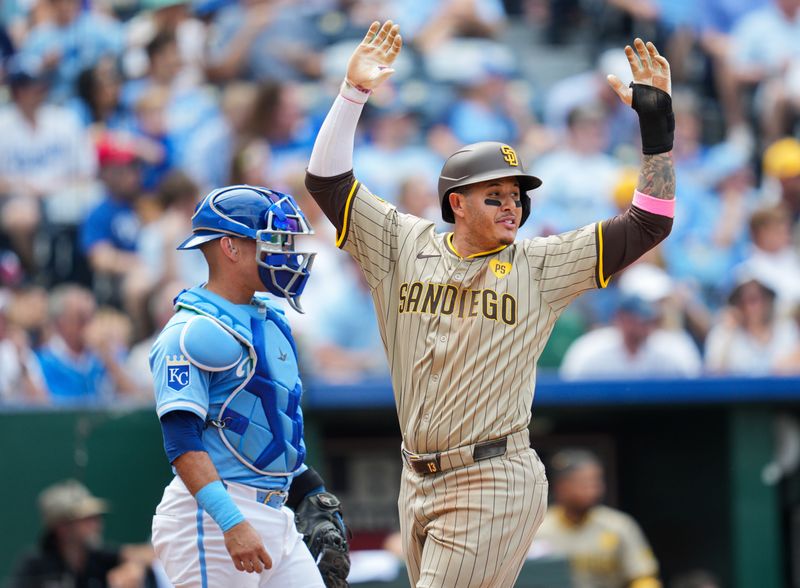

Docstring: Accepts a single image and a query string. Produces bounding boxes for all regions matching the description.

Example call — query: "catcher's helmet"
[438,141,542,225]
[178,185,315,313]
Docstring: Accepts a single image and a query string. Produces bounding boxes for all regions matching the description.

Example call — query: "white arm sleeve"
[307,83,370,177]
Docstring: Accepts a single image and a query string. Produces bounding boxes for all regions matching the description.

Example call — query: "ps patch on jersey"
[489,258,512,279]
[166,355,191,391]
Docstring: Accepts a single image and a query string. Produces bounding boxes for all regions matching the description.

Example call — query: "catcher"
[149,185,350,587]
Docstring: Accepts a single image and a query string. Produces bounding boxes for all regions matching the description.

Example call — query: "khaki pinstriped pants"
[398,447,548,588]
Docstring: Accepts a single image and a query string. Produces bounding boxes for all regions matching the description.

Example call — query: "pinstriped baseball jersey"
[334,177,602,454]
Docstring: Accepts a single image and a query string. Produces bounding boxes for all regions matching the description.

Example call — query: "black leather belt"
[403,436,509,476]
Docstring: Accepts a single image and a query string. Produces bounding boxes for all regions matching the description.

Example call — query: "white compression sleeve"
[307,82,370,177]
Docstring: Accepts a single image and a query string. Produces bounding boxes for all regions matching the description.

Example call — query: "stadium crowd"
[2,0,800,407]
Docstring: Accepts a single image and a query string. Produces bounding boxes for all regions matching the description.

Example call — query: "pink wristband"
[632,190,675,218]
[339,79,371,104]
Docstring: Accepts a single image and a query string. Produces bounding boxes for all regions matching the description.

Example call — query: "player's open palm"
[224,521,272,574]
[608,38,671,106]
[346,20,402,91]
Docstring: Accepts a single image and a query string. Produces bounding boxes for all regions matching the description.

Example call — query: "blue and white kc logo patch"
[166,355,191,391]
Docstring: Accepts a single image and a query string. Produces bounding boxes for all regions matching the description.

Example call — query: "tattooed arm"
[593,151,675,286]
[638,153,675,200]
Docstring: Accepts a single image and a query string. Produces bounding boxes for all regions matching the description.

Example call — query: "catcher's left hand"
[294,491,350,588]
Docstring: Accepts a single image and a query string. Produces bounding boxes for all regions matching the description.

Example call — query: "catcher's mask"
[438,141,542,226]
[178,185,316,313]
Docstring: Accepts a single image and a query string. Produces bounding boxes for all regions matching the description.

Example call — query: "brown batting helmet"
[438,141,542,225]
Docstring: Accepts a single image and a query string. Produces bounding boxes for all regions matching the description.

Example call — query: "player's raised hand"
[346,20,402,91]
[607,38,671,106]
[224,521,272,574]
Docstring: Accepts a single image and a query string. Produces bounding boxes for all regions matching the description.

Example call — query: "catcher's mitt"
[294,492,350,588]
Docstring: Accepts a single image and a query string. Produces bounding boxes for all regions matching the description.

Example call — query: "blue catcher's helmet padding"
[178,185,316,312]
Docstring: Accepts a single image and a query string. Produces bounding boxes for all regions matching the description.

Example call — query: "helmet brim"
[177,231,224,250]
[441,172,542,224]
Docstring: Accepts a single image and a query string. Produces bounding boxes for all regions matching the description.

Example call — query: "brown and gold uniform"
[305,168,671,588]
[536,506,661,588]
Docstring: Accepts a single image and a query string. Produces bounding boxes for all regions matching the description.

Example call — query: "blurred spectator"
[80,136,145,308]
[353,105,442,202]
[0,249,24,288]
[735,205,800,312]
[617,262,713,350]
[527,104,620,236]
[773,303,800,373]
[762,137,800,225]
[205,0,323,82]
[391,0,506,52]
[531,449,661,588]
[0,56,97,273]
[543,48,638,153]
[35,284,138,404]
[0,290,47,405]
[220,81,316,190]
[132,87,174,192]
[122,30,219,166]
[0,18,18,60]
[243,80,318,185]
[124,0,207,88]
[560,294,702,379]
[446,71,521,145]
[6,286,50,347]
[605,0,697,82]
[397,175,441,220]
[306,256,388,382]
[705,276,800,374]
[0,0,26,48]
[9,479,156,588]
[663,141,755,304]
[229,136,272,186]
[182,81,257,191]
[670,89,710,191]
[74,57,136,133]
[20,0,123,103]
[125,280,185,397]
[696,0,768,138]
[136,170,206,288]
[729,0,800,142]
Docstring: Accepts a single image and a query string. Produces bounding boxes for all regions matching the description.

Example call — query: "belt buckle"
[472,437,508,462]
[258,490,286,508]
[405,451,439,474]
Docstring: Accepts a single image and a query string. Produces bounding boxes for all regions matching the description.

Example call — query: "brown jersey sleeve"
[525,205,672,313]
[596,205,673,287]
[305,169,408,288]
[304,169,356,235]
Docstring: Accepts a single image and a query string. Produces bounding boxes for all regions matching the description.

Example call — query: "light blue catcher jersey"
[149,287,307,490]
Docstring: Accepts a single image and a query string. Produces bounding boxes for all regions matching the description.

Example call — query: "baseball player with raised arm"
[305,21,676,588]
[149,186,350,587]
